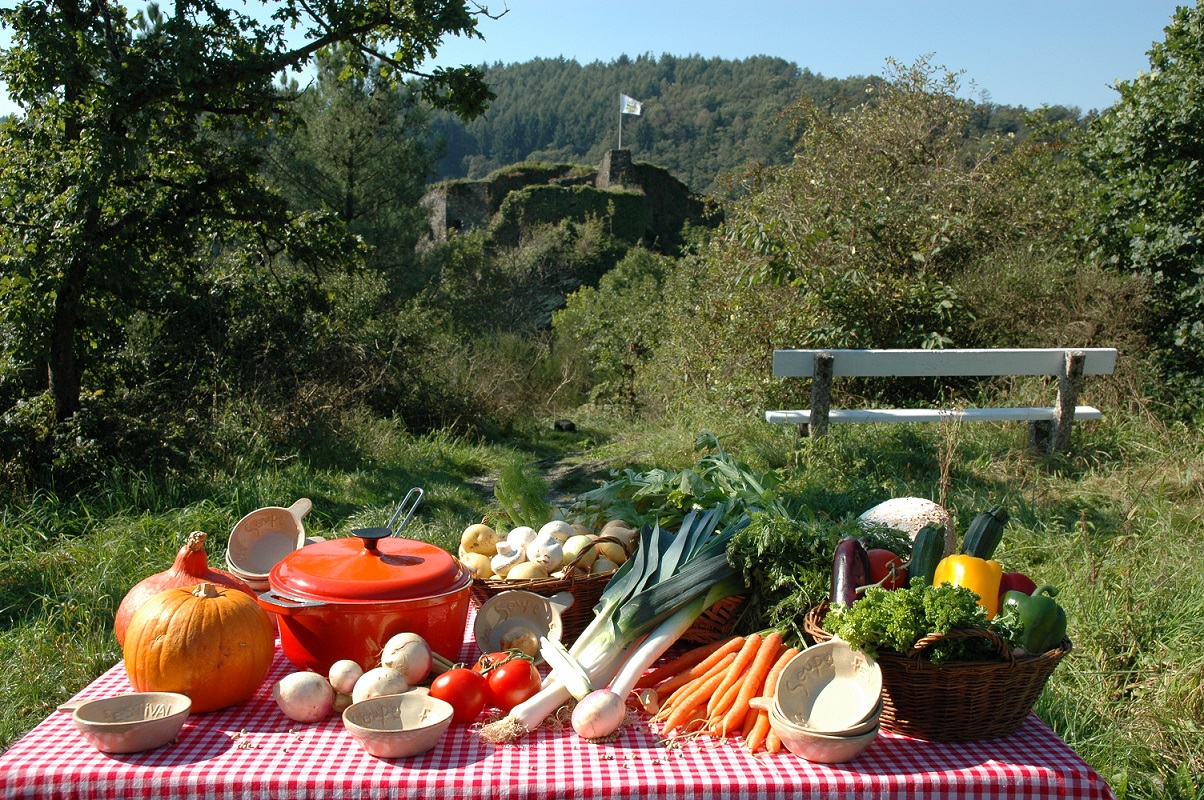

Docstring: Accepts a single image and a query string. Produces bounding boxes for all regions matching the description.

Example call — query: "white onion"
[327,659,364,695]
[571,689,627,740]
[352,666,409,704]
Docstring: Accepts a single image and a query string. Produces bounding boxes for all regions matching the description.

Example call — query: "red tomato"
[484,658,542,712]
[429,668,488,724]
[867,548,908,590]
[473,652,510,675]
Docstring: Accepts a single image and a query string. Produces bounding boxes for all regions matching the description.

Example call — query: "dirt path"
[466,451,648,510]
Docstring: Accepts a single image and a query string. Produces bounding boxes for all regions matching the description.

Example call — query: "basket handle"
[563,534,631,573]
[905,627,1014,664]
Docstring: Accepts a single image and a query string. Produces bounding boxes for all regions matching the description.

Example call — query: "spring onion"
[479,506,748,743]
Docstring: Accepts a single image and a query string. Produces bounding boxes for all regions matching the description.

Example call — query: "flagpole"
[618,99,623,149]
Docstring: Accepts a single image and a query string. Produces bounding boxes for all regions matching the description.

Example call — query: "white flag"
[620,93,642,115]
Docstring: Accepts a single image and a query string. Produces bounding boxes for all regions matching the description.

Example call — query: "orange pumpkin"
[123,582,275,713]
[114,530,257,647]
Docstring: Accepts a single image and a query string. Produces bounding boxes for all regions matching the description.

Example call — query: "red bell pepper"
[997,571,1037,605]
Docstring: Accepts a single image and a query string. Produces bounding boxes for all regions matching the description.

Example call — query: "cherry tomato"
[485,658,542,712]
[429,668,488,724]
[867,548,908,590]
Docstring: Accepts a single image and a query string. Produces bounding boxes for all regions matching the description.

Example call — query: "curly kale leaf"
[823,580,996,663]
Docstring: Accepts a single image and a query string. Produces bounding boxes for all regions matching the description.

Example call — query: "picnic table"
[0,611,1115,800]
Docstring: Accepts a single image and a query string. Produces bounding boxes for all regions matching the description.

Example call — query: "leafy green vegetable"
[725,512,910,647]
[571,431,786,530]
[493,456,554,530]
[822,580,1017,664]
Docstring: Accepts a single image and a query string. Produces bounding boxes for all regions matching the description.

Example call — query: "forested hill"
[428,53,1082,192]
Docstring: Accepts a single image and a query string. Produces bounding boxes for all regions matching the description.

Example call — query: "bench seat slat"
[772,348,1118,379]
[765,406,1104,425]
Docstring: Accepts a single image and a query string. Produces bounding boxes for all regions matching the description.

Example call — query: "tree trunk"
[48,255,88,421]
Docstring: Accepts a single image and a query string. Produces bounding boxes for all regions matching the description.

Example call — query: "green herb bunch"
[823,580,1014,664]
[493,457,554,530]
[725,513,910,646]
[571,431,786,531]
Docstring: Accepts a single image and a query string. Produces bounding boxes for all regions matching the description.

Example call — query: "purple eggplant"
[829,537,871,607]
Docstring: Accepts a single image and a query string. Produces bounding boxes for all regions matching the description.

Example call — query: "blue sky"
[424,0,1185,113]
[0,1,1187,115]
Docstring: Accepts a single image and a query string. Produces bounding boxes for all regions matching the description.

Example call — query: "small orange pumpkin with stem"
[123,582,275,713]
[114,530,257,647]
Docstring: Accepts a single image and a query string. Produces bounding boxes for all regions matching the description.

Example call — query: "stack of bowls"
[756,638,883,763]
[226,499,312,591]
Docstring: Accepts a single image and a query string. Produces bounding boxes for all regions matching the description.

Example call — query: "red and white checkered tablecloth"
[0,621,1115,800]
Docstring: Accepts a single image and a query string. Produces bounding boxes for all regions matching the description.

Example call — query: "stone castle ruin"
[420,150,715,252]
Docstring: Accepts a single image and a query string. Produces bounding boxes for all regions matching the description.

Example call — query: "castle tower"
[597,149,634,190]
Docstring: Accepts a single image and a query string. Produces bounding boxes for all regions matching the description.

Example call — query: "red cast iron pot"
[259,527,471,673]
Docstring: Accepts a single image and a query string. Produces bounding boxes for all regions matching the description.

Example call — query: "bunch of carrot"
[637,630,797,754]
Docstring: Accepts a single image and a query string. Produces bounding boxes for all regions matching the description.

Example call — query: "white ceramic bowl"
[473,589,571,662]
[773,638,882,734]
[66,692,191,754]
[767,701,880,763]
[227,499,311,580]
[342,693,453,759]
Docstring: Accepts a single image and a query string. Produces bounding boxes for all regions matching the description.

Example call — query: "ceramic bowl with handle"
[772,638,882,735]
[227,498,312,583]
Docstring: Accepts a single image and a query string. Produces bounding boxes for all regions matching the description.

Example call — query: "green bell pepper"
[1001,583,1067,654]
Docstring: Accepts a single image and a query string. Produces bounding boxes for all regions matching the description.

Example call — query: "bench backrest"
[772,348,1118,379]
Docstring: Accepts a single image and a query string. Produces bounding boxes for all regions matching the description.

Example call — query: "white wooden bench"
[765,348,1118,452]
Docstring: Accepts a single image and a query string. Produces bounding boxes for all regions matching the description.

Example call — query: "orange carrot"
[740,703,759,739]
[761,645,799,708]
[662,666,731,734]
[649,636,744,697]
[746,709,771,753]
[654,652,736,721]
[659,650,737,709]
[707,673,747,733]
[752,646,798,754]
[635,637,735,689]
[719,631,783,737]
[706,633,761,717]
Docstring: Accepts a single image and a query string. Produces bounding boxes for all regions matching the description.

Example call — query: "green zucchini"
[908,522,946,587]
[960,504,1009,559]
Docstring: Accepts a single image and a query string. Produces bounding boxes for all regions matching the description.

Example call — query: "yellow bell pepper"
[932,554,1003,619]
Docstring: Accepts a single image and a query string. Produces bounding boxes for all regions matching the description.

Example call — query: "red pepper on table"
[997,572,1038,605]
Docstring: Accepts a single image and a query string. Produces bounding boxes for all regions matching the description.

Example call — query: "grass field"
[1,408,1201,799]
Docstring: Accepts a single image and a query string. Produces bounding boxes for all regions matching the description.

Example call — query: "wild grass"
[1,409,1201,799]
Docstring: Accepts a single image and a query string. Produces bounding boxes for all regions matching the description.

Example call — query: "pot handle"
[257,588,326,616]
[387,488,424,535]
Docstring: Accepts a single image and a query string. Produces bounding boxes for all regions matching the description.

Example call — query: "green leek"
[479,507,748,743]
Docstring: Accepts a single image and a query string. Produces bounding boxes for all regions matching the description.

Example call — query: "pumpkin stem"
[185,530,208,552]
[193,582,222,598]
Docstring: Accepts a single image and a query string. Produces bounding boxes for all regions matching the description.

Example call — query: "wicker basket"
[680,594,745,645]
[472,569,609,645]
[804,602,1071,741]
[470,533,745,647]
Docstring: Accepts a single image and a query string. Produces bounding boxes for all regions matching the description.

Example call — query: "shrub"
[626,58,1141,418]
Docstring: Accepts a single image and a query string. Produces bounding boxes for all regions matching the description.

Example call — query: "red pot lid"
[269,529,468,603]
